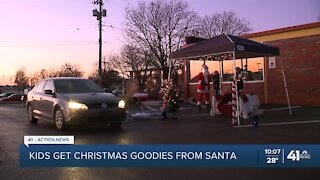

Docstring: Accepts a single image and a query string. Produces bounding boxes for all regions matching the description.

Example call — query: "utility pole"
[102,57,107,72]
[92,0,106,85]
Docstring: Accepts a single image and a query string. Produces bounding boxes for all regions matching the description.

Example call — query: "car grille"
[87,102,118,109]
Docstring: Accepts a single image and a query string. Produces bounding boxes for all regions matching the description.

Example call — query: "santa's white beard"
[202,70,209,76]
[202,69,209,83]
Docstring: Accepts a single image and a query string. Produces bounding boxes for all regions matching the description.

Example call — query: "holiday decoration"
[232,67,247,125]
[160,79,180,119]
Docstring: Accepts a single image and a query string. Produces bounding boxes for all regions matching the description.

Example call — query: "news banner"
[20,136,320,167]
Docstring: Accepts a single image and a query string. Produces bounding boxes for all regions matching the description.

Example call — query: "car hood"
[57,92,119,104]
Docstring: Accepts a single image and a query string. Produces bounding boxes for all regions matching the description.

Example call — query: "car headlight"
[118,100,125,109]
[68,102,88,110]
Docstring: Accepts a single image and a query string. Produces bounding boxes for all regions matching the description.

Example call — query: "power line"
[0,41,122,47]
[0,42,99,47]
[102,24,124,30]
[2,23,98,29]
[0,40,97,43]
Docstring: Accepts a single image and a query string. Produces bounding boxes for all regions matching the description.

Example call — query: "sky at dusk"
[0,0,319,85]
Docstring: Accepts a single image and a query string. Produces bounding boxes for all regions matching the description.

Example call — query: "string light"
[160,79,179,114]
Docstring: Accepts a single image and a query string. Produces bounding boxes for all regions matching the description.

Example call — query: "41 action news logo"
[287,150,311,162]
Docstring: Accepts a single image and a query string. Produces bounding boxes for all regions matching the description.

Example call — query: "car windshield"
[54,79,104,93]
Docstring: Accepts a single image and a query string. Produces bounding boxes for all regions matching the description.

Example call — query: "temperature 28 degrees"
[267,157,279,164]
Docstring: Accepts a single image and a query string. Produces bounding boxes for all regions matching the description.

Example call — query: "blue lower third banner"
[20,144,320,167]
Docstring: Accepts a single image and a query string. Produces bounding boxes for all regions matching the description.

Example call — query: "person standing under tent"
[197,64,211,112]
[235,67,246,94]
[212,70,220,96]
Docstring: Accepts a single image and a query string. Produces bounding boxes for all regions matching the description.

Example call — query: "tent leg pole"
[241,59,243,69]
[232,71,237,126]
[219,60,222,95]
[231,53,239,125]
[280,59,292,116]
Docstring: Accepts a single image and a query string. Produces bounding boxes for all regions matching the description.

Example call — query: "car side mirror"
[44,89,54,95]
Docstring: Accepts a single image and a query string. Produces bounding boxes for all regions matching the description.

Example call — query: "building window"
[189,60,220,83]
[222,57,264,82]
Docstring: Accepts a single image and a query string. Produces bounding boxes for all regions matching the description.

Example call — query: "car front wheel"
[54,108,66,131]
[27,105,38,124]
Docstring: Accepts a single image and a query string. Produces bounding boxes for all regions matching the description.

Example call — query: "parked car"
[0,93,26,102]
[0,92,14,99]
[26,77,126,131]
[103,88,118,96]
[112,88,126,95]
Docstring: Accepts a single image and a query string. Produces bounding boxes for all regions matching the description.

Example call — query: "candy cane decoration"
[232,74,238,125]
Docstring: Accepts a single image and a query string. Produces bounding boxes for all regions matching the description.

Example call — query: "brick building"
[181,22,320,106]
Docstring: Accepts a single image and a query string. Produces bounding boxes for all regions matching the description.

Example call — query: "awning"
[170,34,280,60]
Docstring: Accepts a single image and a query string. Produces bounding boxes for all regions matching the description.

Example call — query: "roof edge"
[241,21,320,38]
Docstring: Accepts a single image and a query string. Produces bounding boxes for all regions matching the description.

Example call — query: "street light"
[92,0,106,86]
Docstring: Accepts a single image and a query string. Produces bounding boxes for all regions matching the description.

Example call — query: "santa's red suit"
[197,65,211,109]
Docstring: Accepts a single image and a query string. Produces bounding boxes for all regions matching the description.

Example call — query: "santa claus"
[197,64,211,111]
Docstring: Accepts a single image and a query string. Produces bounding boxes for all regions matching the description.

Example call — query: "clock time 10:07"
[264,149,281,155]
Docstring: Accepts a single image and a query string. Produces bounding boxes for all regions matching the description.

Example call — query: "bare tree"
[197,11,253,38]
[29,67,59,86]
[14,68,29,89]
[56,63,83,77]
[124,0,198,79]
[35,68,57,80]
[88,57,123,88]
[29,71,41,86]
[108,44,154,90]
[39,69,50,79]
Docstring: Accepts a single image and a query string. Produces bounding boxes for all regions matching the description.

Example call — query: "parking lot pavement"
[0,103,320,179]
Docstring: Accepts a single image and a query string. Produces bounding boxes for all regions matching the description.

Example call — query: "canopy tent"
[169,34,289,125]
[170,34,280,60]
